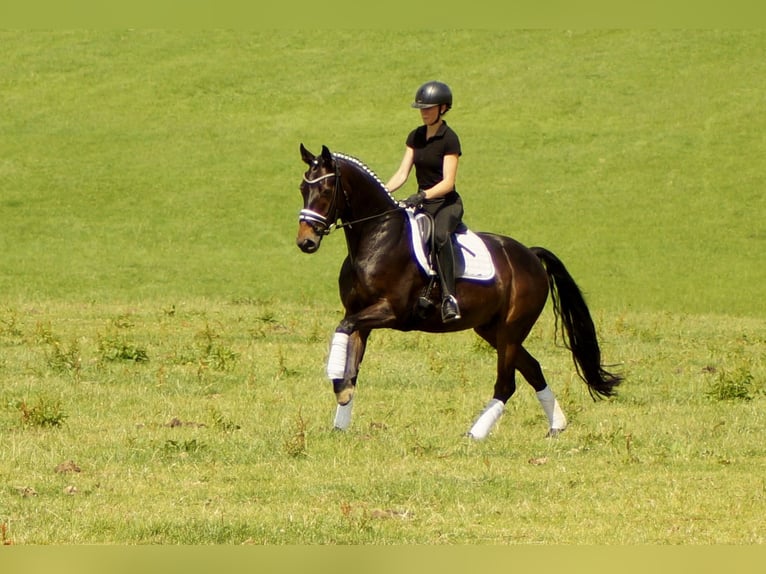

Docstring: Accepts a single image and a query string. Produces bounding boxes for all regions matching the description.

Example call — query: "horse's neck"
[337,161,404,260]
[338,159,398,220]
[343,212,406,266]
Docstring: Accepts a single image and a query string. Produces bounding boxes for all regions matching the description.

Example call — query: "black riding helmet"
[411,81,453,111]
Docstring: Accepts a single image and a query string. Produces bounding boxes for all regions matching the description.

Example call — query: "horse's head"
[296,143,341,253]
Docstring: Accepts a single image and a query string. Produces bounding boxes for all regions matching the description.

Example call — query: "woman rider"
[385,80,464,323]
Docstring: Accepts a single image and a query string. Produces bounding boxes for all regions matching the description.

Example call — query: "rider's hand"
[402,191,426,208]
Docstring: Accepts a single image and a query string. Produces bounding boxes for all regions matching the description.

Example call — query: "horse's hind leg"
[515,345,568,436]
[467,326,520,440]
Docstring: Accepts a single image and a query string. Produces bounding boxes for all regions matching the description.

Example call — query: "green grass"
[0,301,764,543]
[0,30,764,544]
[1,30,763,314]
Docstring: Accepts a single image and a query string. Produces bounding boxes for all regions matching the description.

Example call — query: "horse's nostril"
[298,237,318,253]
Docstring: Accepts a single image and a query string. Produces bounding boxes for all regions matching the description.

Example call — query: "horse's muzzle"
[296,223,321,253]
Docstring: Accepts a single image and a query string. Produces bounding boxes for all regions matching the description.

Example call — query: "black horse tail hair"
[530,246,622,400]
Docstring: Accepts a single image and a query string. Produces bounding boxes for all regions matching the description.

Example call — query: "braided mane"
[332,152,397,205]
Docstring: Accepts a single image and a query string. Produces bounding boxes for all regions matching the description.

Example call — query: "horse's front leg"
[330,330,368,429]
[326,299,398,430]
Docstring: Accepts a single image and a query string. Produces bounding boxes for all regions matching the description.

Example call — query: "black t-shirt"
[405,121,462,192]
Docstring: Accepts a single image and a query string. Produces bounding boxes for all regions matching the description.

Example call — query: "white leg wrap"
[467,398,505,440]
[536,385,567,430]
[326,332,349,380]
[333,398,354,430]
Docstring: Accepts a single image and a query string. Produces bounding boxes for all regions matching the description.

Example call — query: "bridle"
[299,166,342,236]
[299,162,403,235]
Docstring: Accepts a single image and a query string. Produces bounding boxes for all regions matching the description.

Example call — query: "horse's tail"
[531,246,622,399]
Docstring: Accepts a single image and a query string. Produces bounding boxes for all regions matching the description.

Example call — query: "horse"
[295,144,621,439]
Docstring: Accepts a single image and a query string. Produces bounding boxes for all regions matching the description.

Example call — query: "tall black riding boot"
[436,240,461,322]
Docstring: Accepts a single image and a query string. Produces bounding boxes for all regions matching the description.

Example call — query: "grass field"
[1,30,764,544]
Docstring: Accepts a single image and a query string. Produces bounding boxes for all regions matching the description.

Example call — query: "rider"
[385,80,464,323]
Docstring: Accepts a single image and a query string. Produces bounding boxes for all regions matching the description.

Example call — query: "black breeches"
[421,193,464,249]
[420,193,463,297]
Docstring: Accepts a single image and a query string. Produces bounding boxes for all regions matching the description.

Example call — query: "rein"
[300,167,403,235]
[336,206,404,230]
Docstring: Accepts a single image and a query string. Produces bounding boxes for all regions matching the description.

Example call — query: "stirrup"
[415,276,438,319]
[441,295,461,322]
[415,295,435,319]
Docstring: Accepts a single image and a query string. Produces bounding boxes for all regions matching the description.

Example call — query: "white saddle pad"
[407,210,495,282]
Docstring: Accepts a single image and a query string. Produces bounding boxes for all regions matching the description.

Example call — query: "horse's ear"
[300,143,314,165]
[321,145,333,163]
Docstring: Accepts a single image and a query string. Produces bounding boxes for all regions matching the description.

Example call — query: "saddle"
[407,210,496,282]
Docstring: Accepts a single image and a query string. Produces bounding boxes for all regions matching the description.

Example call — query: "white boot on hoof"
[467,399,505,440]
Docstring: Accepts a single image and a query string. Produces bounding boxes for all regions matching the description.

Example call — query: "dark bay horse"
[296,144,621,438]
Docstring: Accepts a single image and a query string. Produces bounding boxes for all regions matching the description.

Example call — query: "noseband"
[299,166,342,235]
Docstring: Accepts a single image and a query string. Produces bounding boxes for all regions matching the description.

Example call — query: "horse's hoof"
[334,389,355,406]
[546,428,566,438]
